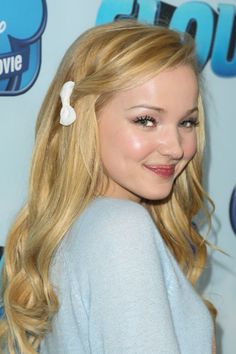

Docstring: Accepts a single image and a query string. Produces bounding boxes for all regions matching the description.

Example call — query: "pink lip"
[144,164,176,178]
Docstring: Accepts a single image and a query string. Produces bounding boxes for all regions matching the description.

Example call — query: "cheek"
[101,126,153,161]
[183,133,197,160]
[121,133,152,160]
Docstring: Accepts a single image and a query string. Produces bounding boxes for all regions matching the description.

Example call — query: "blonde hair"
[0,20,216,353]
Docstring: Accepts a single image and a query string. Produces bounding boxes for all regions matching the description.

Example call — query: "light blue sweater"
[1,196,213,353]
[39,196,214,353]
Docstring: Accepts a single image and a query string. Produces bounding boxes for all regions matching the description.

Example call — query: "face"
[97,65,199,203]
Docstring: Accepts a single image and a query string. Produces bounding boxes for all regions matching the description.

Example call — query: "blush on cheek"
[186,147,197,160]
[123,134,154,160]
[184,135,197,160]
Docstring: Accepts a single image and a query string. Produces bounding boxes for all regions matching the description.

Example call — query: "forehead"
[107,65,199,110]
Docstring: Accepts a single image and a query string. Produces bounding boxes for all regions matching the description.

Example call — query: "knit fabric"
[9,197,216,353]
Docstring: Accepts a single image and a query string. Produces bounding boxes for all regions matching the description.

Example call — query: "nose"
[157,126,184,160]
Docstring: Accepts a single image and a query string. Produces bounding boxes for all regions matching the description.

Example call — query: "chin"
[138,188,173,202]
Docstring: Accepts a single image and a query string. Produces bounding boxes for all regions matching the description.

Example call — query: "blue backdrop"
[0,1,235,353]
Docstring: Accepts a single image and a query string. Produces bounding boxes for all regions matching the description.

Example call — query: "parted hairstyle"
[0,20,216,353]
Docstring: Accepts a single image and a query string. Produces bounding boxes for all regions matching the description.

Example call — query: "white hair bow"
[59,81,77,126]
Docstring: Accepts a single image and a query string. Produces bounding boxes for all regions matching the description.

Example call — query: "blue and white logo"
[0,0,47,96]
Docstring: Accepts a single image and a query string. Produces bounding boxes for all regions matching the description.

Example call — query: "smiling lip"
[144,164,176,178]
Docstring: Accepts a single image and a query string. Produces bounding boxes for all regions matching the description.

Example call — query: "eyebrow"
[126,104,199,115]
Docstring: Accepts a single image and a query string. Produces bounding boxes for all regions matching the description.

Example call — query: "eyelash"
[133,115,156,127]
[133,115,199,128]
[179,118,199,128]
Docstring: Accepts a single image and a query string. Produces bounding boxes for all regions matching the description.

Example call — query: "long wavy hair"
[0,20,216,353]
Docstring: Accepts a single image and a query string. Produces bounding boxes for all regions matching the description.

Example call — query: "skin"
[97,65,199,203]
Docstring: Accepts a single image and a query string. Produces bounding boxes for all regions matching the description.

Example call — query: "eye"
[133,115,156,127]
[179,118,199,129]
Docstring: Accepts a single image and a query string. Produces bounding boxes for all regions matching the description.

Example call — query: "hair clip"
[59,81,77,126]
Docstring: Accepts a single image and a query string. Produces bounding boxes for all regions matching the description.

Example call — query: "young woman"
[0,20,217,353]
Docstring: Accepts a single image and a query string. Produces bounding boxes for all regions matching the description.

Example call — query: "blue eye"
[134,115,156,127]
[179,118,199,128]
